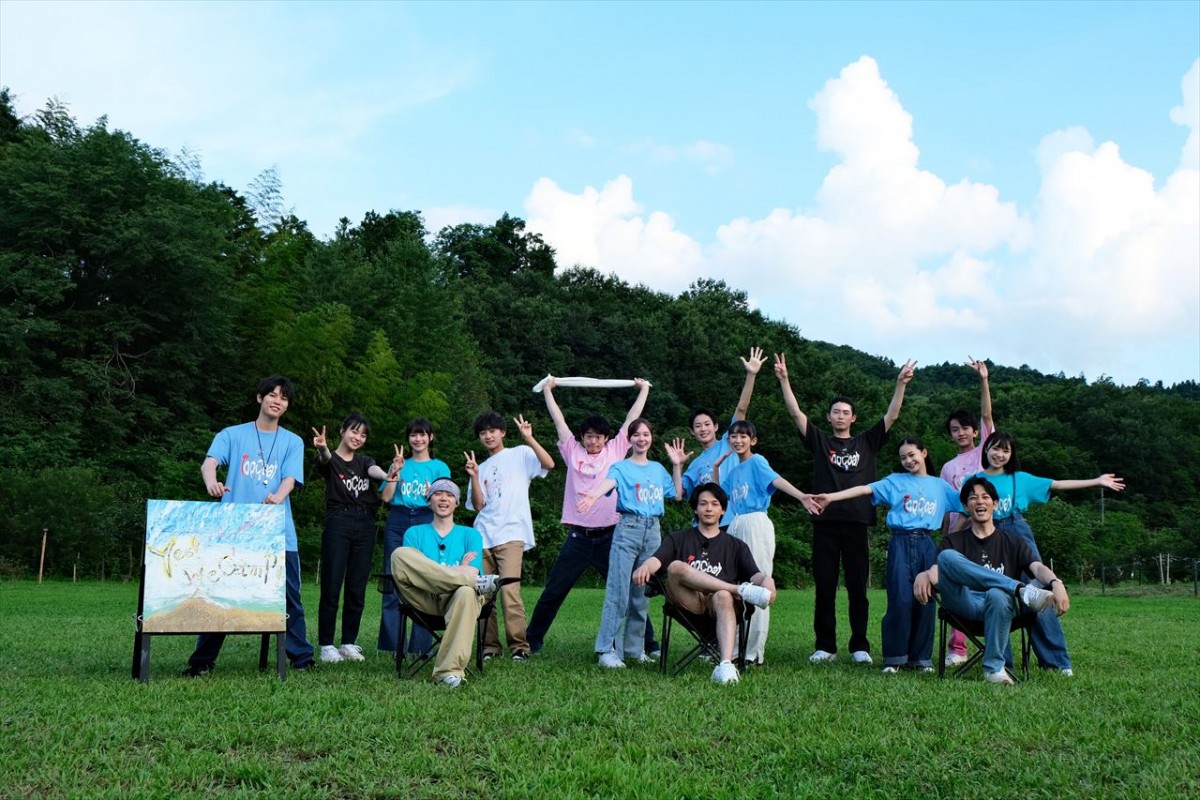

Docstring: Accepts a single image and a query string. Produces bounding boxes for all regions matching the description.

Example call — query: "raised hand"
[967,355,989,380]
[544,376,558,392]
[392,443,405,472]
[633,377,649,389]
[773,353,790,381]
[1098,474,1126,492]
[311,426,328,449]
[896,358,917,385]
[741,346,766,375]
[463,451,479,479]
[514,414,534,439]
[664,437,694,466]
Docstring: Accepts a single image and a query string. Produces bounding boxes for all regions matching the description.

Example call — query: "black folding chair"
[652,576,755,677]
[375,573,494,680]
[936,595,1036,682]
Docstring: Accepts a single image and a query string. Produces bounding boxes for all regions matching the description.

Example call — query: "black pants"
[812,521,871,654]
[318,509,376,647]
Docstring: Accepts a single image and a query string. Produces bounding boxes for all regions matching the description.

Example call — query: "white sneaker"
[945,653,969,666]
[634,652,656,664]
[439,674,464,688]
[1020,583,1054,613]
[320,645,343,663]
[918,666,935,674]
[809,650,837,663]
[711,660,740,684]
[851,650,873,665]
[338,644,364,662]
[1060,668,1074,677]
[882,666,898,674]
[475,574,500,596]
[984,670,1015,685]
[737,582,772,609]
[598,652,626,669]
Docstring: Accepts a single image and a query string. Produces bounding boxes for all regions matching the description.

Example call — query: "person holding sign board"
[183,376,314,676]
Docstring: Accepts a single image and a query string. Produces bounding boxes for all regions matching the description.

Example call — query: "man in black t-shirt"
[775,353,916,665]
[913,477,1070,685]
[632,484,774,685]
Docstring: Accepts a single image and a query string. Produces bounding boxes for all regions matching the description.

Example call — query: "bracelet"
[1048,579,1060,588]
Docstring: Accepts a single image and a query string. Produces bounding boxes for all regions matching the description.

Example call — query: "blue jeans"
[936,549,1043,674]
[378,505,434,653]
[526,525,656,652]
[189,550,314,670]
[881,529,937,667]
[595,514,661,659]
[996,516,1072,670]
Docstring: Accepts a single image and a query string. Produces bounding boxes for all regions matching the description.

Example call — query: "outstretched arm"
[577,477,617,513]
[541,378,574,444]
[811,484,874,513]
[733,347,766,422]
[1050,475,1125,493]
[883,358,917,431]
[773,353,809,436]
[619,378,652,435]
[771,475,821,515]
[969,356,994,432]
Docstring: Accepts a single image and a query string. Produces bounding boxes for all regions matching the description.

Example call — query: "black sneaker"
[181,662,214,678]
[512,651,530,662]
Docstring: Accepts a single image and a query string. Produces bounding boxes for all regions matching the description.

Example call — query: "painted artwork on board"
[141,500,287,633]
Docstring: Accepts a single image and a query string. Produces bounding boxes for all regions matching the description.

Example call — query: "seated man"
[913,476,1069,685]
[631,483,774,685]
[390,478,500,688]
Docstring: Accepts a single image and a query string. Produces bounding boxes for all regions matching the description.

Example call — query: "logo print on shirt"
[634,482,664,503]
[828,449,861,471]
[240,453,277,482]
[901,494,937,518]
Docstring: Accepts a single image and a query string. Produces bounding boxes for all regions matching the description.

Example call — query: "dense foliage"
[2,93,1197,584]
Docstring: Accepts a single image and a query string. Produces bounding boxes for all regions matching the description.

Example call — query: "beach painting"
[141,500,287,634]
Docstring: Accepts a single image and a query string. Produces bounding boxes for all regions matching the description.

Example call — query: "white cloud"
[525,56,1200,384]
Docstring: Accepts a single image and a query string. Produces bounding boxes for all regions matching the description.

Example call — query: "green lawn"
[1,581,1197,799]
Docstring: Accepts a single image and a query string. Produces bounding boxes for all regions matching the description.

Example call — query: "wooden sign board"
[141,500,287,634]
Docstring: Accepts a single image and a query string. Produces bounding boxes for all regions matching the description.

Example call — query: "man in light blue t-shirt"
[183,376,315,676]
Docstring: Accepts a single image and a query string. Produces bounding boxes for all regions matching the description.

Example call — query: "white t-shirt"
[467,445,549,550]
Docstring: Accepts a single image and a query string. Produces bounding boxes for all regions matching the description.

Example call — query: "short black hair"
[690,482,728,512]
[340,412,371,436]
[829,396,855,415]
[257,375,295,402]
[960,476,999,505]
[981,431,1020,474]
[945,409,980,434]
[689,408,719,428]
[728,419,757,438]
[406,417,435,437]
[473,410,507,436]
[579,415,612,438]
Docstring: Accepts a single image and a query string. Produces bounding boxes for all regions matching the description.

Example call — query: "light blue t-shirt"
[722,454,779,518]
[404,523,484,572]
[868,473,961,531]
[381,458,451,509]
[681,417,738,500]
[607,460,677,517]
[207,422,304,549]
[972,470,1053,519]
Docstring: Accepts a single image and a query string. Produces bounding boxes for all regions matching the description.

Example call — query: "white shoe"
[338,644,365,662]
[1020,583,1054,613]
[598,652,626,669]
[711,660,740,684]
[737,582,772,609]
[984,670,1015,685]
[944,653,968,666]
[809,650,837,663]
[320,645,343,663]
[851,650,873,665]
[475,573,500,596]
[634,652,656,664]
[882,666,899,674]
[918,666,935,674]
[1060,668,1074,677]
[439,674,464,688]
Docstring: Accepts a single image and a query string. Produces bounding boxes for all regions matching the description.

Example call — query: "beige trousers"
[390,548,484,680]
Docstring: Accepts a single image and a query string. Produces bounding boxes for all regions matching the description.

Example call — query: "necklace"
[254,423,279,486]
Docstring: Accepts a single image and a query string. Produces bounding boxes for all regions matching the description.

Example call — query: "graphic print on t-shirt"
[685,550,722,577]
[337,470,370,498]
[827,446,862,472]
[240,452,278,483]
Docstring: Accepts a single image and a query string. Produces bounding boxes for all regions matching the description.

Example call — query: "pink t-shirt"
[558,429,630,527]
[939,418,995,491]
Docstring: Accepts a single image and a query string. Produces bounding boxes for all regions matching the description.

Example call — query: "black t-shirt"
[803,417,889,525]
[652,527,760,584]
[317,452,380,513]
[939,528,1036,580]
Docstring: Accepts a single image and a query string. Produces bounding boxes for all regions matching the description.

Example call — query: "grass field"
[1,580,1197,799]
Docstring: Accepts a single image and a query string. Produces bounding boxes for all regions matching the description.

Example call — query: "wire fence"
[1044,554,1200,596]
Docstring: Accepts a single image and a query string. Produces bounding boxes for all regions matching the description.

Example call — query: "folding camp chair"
[375,573,495,679]
[936,595,1036,682]
[652,576,755,677]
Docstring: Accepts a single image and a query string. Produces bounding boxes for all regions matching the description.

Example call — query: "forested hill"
[2,92,1197,581]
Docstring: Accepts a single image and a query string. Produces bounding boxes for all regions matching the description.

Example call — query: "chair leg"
[937,615,947,678]
[659,612,671,675]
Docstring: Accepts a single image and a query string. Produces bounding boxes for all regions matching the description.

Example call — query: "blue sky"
[2,0,1197,385]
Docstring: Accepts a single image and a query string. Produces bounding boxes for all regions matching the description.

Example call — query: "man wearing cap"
[389,478,501,687]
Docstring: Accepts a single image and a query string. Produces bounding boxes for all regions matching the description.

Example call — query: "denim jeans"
[812,521,871,654]
[881,529,937,667]
[936,549,1046,674]
[378,505,434,653]
[526,525,656,652]
[595,514,661,659]
[318,508,376,647]
[995,516,1071,670]
[189,550,314,670]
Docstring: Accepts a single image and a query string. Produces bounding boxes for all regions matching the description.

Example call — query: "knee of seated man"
[709,589,734,611]
[666,560,691,578]
[983,587,1014,612]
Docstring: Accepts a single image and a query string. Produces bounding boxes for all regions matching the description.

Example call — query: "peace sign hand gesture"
[463,451,479,479]
[514,414,534,441]
[311,426,328,449]
[896,358,918,385]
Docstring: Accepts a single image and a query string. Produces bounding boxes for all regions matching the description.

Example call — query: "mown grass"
[1,580,1197,799]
